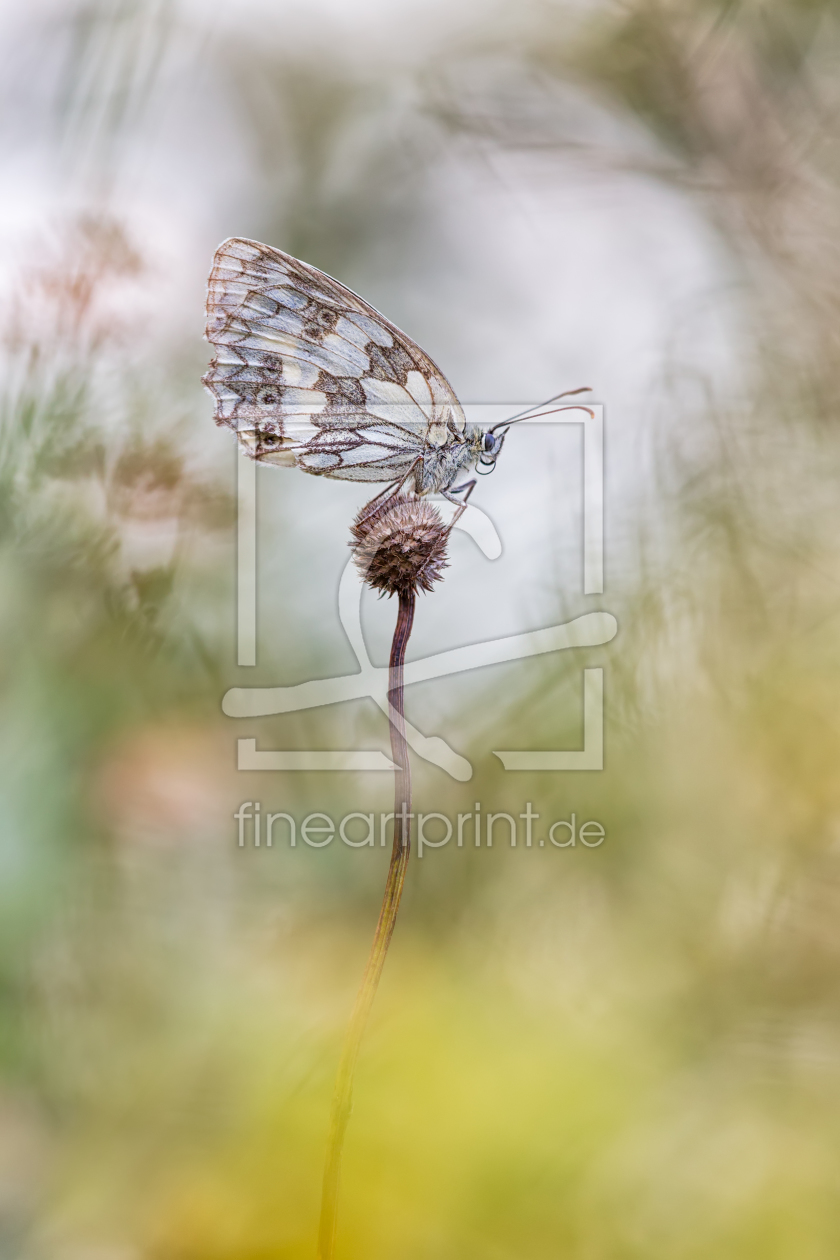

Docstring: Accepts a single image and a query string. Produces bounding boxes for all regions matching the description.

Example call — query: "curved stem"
[317,589,416,1260]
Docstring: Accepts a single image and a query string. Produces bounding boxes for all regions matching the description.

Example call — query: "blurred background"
[3,0,840,1256]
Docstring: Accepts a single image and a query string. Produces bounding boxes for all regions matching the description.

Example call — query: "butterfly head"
[474,426,507,475]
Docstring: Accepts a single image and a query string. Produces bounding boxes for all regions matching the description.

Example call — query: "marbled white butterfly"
[203,237,588,507]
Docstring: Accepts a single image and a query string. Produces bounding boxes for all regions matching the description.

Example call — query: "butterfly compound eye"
[482,432,496,453]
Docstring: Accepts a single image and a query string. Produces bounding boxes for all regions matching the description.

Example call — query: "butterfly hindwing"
[203,238,467,481]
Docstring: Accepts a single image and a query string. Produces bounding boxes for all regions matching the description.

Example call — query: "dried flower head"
[350,495,450,596]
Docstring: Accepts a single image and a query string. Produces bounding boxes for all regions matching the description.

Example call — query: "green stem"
[317,588,416,1260]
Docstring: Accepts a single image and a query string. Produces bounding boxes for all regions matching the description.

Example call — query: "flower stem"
[317,588,416,1260]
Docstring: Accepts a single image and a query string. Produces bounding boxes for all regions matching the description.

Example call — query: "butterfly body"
[203,237,504,504]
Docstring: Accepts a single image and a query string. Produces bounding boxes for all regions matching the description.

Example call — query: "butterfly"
[203,237,590,509]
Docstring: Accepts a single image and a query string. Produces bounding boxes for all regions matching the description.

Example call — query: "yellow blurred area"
[3,0,840,1256]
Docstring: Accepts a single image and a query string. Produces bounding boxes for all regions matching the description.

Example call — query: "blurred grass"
[3,0,840,1257]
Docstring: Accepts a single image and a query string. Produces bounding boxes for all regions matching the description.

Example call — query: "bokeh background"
[3,0,840,1256]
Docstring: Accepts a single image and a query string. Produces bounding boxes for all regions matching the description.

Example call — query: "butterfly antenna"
[509,403,595,423]
[488,387,592,434]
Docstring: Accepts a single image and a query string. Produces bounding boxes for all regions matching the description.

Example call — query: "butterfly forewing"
[203,238,467,482]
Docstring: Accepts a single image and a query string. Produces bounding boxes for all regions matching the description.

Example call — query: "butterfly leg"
[443,479,476,507]
[437,479,476,531]
[356,457,424,528]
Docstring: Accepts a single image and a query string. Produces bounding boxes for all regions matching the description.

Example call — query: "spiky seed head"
[350,495,450,597]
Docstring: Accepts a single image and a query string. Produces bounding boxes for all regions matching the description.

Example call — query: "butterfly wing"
[202,238,466,480]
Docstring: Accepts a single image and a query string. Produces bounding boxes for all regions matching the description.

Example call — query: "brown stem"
[317,589,416,1260]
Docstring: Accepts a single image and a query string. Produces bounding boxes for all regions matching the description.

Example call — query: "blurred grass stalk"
[316,590,414,1260]
[319,496,457,1255]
